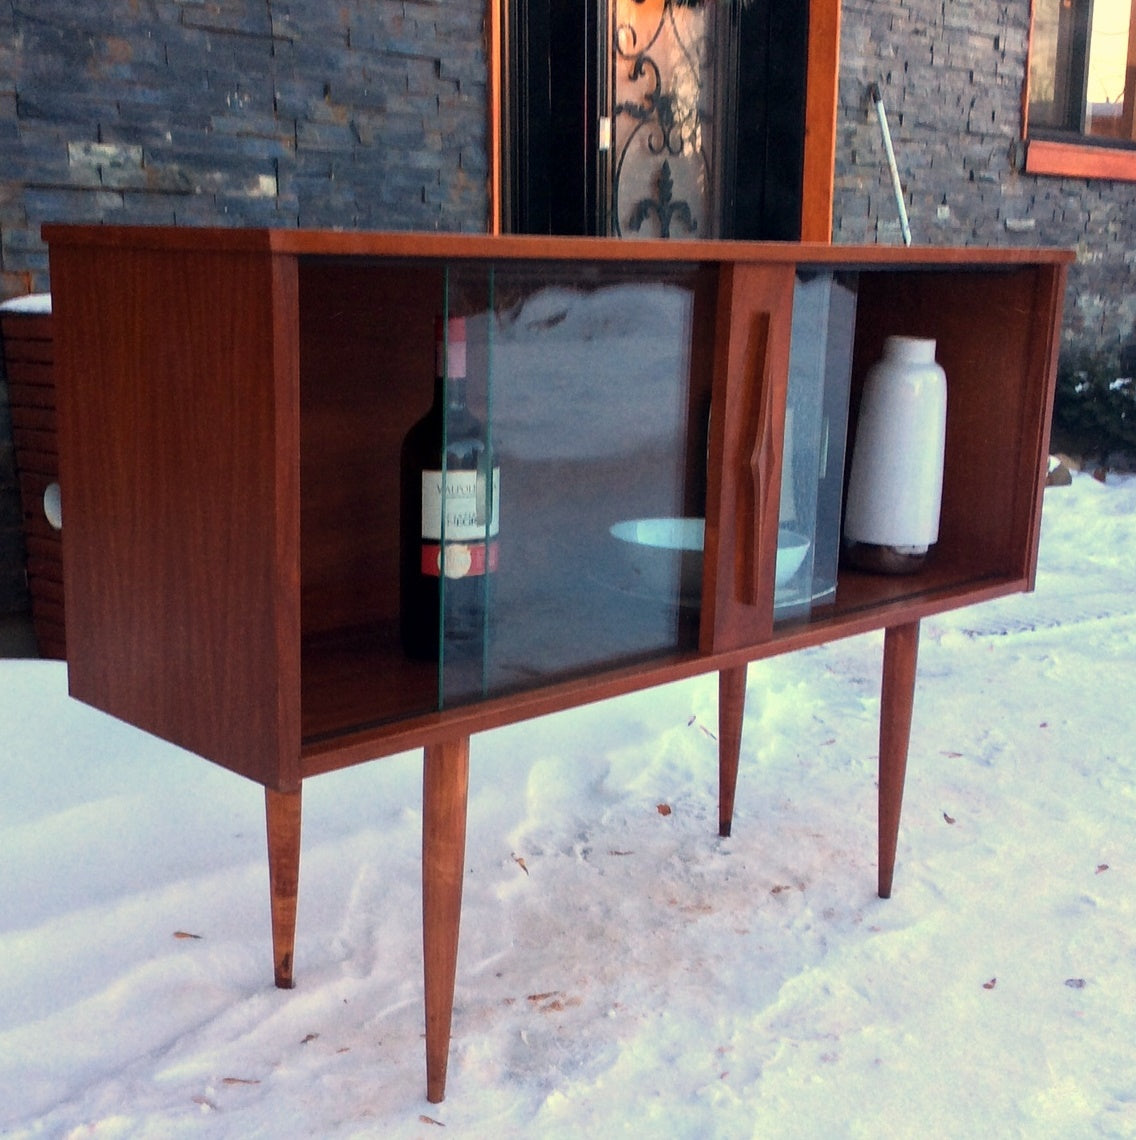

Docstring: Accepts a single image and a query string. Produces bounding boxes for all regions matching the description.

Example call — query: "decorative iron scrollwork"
[613,0,714,239]
[626,160,696,238]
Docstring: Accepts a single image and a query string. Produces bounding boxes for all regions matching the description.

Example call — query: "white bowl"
[775,528,811,585]
[609,518,811,601]
[609,517,704,601]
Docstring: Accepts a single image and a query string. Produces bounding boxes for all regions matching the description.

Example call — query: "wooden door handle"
[739,311,773,607]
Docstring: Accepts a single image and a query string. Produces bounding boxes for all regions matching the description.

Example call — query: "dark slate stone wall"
[834,0,1136,367]
[0,0,488,297]
[0,0,488,615]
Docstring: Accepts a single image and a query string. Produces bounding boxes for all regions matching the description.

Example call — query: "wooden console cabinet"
[43,226,1070,1102]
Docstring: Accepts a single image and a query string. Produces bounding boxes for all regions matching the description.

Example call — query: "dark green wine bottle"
[400,316,498,660]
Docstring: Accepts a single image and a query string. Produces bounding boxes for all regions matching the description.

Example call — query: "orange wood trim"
[1025,137,1136,181]
[800,0,841,242]
[1123,10,1136,141]
[487,1,503,233]
[1125,62,1136,140]
[1021,0,1035,137]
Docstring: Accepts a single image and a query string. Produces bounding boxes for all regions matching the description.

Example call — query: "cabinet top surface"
[41,224,1076,268]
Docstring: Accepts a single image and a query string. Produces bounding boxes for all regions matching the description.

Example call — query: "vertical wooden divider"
[422,735,471,1103]
[878,621,920,899]
[700,263,793,655]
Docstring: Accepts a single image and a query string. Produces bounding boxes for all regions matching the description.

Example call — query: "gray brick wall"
[0,0,488,615]
[835,0,1136,366]
[0,1,488,299]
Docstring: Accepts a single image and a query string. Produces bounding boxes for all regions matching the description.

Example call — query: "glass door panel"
[774,271,857,620]
[436,260,710,705]
[298,254,713,740]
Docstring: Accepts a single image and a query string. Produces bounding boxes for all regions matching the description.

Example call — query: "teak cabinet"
[43,226,1070,1102]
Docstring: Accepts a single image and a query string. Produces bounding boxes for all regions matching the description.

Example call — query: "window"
[1025,0,1136,179]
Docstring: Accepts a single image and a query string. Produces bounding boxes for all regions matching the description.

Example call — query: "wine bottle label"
[421,539,500,579]
[420,468,500,541]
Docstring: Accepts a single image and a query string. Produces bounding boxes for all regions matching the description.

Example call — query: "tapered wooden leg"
[718,665,748,838]
[423,735,470,1104]
[878,620,920,899]
[265,785,302,989]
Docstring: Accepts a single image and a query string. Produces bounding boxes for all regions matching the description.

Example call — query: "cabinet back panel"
[299,261,444,638]
[849,267,1055,585]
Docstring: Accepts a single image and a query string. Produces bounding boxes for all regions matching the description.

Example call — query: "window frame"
[1024,0,1136,181]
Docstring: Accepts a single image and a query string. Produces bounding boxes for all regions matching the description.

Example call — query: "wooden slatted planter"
[1,296,65,659]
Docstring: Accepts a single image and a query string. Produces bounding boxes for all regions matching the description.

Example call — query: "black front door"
[503,0,807,241]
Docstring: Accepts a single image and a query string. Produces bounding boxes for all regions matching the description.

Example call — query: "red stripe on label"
[421,541,499,578]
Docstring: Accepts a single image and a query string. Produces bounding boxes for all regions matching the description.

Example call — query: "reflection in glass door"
[438,260,713,706]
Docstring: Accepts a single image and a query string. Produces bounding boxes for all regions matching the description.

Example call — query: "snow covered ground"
[2,472,1134,1139]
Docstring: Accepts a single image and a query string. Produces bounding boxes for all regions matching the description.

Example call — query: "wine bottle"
[400,315,499,660]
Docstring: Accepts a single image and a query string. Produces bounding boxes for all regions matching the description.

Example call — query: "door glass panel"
[611,0,721,239]
[436,260,709,705]
[775,271,857,620]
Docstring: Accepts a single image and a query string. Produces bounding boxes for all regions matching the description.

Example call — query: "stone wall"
[0,0,489,616]
[834,0,1136,367]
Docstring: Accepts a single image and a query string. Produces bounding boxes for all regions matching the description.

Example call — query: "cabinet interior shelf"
[297,561,1022,768]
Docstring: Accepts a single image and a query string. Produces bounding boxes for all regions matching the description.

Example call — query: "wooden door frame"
[486,0,840,242]
[800,0,840,242]
[488,0,504,234]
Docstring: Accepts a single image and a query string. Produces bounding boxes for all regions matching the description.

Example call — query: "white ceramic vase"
[843,335,947,574]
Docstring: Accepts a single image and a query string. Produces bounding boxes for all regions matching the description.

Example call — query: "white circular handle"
[43,482,62,531]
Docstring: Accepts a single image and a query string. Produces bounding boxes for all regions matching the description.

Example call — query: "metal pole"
[869,82,912,247]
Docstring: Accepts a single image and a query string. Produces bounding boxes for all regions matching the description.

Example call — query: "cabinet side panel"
[51,244,298,788]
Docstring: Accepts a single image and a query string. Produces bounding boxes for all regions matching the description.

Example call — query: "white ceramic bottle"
[842,335,947,574]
